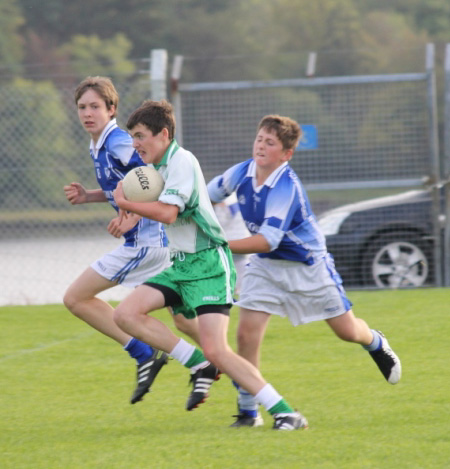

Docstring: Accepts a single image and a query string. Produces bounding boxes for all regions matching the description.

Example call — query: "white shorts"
[91,245,171,288]
[233,253,249,295]
[236,254,352,326]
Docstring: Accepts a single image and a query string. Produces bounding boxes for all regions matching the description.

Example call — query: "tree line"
[1,0,449,83]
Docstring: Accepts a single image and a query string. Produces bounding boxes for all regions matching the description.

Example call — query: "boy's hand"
[114,182,135,225]
[108,213,138,238]
[113,181,126,208]
[118,209,129,225]
[64,182,87,205]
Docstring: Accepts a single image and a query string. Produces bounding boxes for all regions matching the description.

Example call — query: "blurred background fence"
[2,44,450,305]
[0,74,155,305]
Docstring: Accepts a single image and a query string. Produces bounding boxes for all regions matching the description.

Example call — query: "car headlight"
[317,211,351,236]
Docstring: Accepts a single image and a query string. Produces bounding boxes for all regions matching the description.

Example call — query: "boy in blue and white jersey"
[89,116,166,250]
[208,114,402,428]
[63,77,199,406]
[214,156,327,265]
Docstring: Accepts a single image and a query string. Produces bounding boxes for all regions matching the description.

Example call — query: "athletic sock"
[124,337,154,364]
[268,399,295,415]
[362,329,382,352]
[170,338,208,370]
[255,383,295,415]
[232,381,258,417]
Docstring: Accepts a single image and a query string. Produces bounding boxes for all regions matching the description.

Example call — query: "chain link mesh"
[0,63,439,304]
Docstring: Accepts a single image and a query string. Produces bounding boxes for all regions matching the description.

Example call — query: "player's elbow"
[259,236,272,253]
[160,205,179,224]
[161,212,178,224]
[261,244,272,253]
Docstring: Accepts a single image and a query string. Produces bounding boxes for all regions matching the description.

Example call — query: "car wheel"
[362,232,430,288]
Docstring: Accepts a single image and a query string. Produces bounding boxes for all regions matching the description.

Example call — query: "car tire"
[361,232,431,288]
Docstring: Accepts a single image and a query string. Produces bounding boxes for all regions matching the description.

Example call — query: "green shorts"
[146,245,236,319]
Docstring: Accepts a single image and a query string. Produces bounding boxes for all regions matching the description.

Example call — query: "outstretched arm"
[64,182,107,204]
[228,234,271,254]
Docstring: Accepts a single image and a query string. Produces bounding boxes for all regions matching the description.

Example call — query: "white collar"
[248,160,288,191]
[89,118,118,154]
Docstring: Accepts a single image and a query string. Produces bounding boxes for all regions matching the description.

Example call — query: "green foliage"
[226,0,371,79]
[57,33,136,78]
[360,0,450,40]
[361,11,429,74]
[413,0,450,39]
[11,0,440,82]
[1,288,449,468]
[0,0,24,76]
[0,78,78,208]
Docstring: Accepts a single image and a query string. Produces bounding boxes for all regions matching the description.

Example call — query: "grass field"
[1,289,449,468]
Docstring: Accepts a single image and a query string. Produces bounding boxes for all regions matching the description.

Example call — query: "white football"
[122,166,164,202]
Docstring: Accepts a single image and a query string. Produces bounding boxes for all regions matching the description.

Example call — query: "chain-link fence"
[176,44,441,290]
[1,45,448,305]
[0,75,154,305]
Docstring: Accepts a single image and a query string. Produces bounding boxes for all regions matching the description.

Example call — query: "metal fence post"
[426,43,442,286]
[443,43,450,286]
[171,55,184,145]
[150,49,168,100]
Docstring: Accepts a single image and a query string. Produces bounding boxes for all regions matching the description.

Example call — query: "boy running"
[112,100,307,430]
[207,114,402,427]
[63,77,199,405]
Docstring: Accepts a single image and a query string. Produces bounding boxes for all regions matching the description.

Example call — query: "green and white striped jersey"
[154,140,227,253]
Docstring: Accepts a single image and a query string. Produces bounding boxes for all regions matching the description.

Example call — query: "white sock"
[255,383,282,411]
[169,338,196,365]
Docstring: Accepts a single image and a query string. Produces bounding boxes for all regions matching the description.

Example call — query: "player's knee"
[236,327,251,349]
[63,289,80,315]
[201,344,226,369]
[113,306,130,330]
[236,321,258,348]
[62,291,72,311]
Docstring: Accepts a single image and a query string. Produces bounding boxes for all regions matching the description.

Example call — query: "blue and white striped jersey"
[208,159,327,264]
[90,119,167,248]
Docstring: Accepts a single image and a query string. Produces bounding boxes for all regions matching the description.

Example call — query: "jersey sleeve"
[159,151,195,213]
[207,160,251,203]
[107,131,136,166]
[259,177,301,251]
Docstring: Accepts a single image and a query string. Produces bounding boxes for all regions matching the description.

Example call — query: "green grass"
[1,289,449,468]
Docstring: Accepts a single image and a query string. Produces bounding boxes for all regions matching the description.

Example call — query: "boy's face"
[129,123,169,165]
[253,127,292,171]
[77,89,115,140]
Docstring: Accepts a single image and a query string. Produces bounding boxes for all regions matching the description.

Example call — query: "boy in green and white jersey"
[154,138,227,254]
[113,99,307,430]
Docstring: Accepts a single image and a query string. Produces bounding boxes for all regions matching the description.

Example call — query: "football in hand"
[122,166,164,202]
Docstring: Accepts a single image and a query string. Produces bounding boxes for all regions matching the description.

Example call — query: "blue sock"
[124,338,154,364]
[363,330,382,352]
[241,408,258,418]
[232,380,258,417]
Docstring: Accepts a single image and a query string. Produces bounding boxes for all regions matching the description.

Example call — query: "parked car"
[317,189,440,288]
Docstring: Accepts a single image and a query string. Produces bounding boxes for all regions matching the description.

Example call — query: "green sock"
[184,348,206,368]
[268,399,294,416]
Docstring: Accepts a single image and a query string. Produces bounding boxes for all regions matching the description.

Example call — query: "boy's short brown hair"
[74,76,119,118]
[258,115,302,151]
[127,99,175,140]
